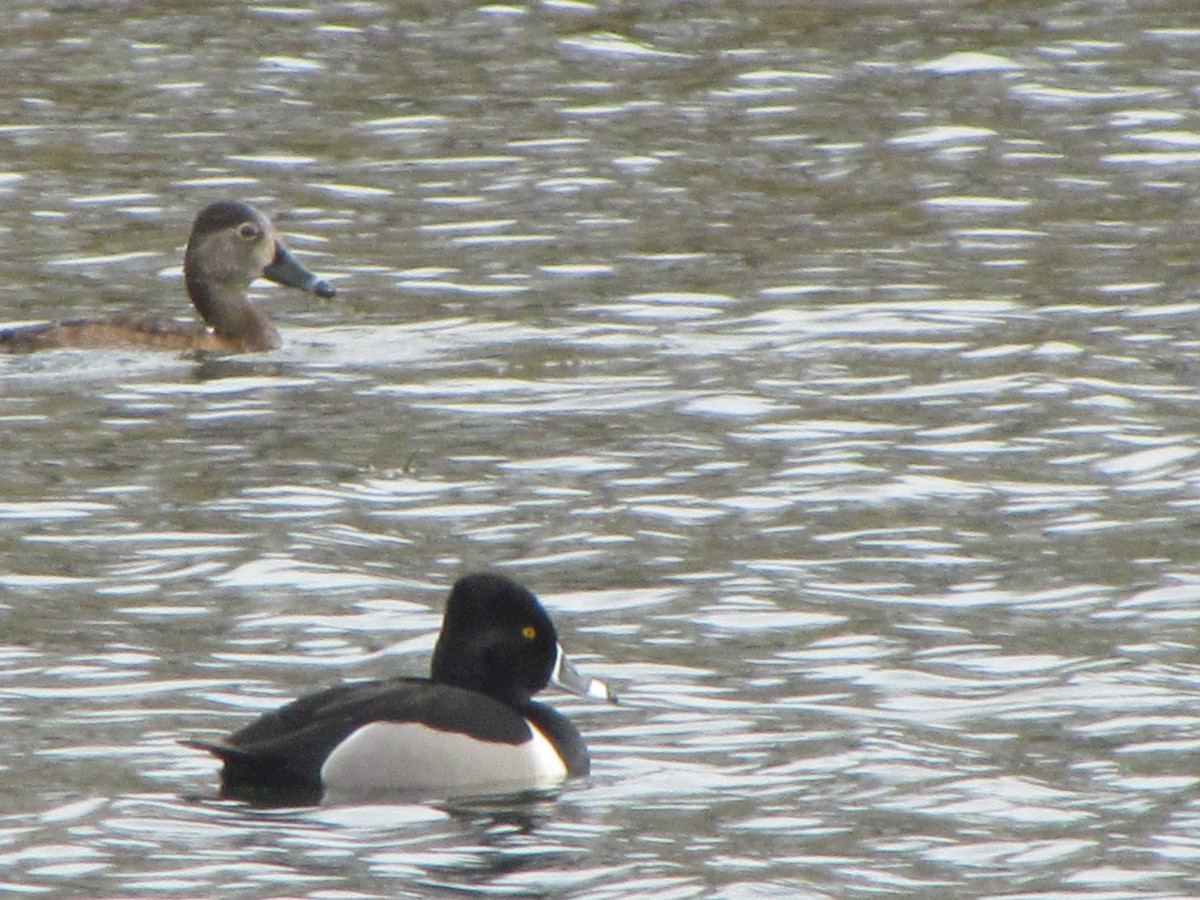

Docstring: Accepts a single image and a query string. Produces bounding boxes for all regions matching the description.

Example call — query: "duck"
[184,573,616,802]
[0,200,336,354]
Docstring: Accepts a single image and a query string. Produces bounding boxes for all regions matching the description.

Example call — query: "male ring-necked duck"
[185,573,615,801]
[0,201,336,354]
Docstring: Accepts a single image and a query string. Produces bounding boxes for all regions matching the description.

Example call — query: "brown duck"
[0,201,336,353]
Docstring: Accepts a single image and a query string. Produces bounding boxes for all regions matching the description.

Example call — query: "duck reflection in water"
[0,201,336,354]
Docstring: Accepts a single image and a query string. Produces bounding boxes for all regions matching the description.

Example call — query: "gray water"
[3,1,1200,896]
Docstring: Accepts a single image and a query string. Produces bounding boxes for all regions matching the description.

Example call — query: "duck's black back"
[194,677,541,792]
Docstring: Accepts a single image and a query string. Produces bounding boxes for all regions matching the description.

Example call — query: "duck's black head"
[431,573,559,706]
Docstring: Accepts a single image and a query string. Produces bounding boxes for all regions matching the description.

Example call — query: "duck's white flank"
[319,719,569,791]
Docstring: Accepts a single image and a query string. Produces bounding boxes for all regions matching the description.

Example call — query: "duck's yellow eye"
[521,625,537,640]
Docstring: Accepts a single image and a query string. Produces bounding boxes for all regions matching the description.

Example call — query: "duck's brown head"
[184,201,336,350]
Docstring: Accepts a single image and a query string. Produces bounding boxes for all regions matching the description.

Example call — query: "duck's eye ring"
[521,626,537,640]
[237,223,261,240]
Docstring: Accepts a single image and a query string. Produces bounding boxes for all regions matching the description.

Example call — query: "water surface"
[4,1,1200,897]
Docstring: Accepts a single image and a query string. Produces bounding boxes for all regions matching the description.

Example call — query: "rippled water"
[4,0,1200,896]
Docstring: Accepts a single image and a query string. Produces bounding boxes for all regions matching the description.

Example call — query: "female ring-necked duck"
[185,573,615,801]
[0,200,336,354]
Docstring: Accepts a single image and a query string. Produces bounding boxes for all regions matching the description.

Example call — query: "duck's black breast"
[197,677,584,796]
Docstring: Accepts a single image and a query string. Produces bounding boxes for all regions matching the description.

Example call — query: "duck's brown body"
[0,201,335,354]
[0,313,233,353]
